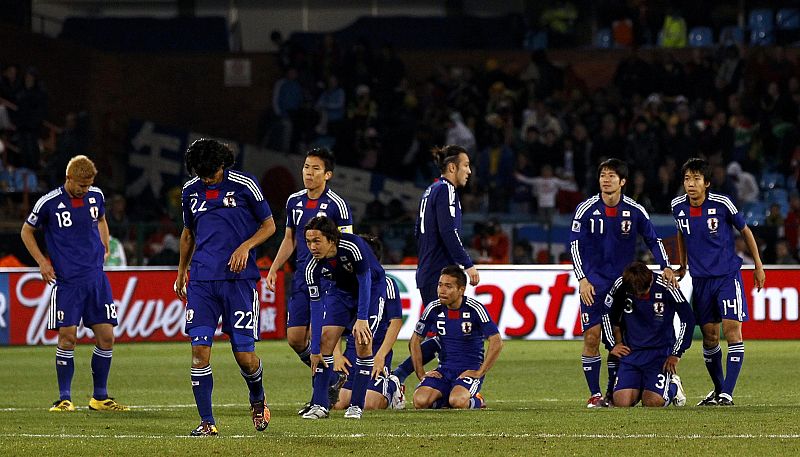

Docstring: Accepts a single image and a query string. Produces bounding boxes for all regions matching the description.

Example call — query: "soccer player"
[175,139,276,436]
[332,234,404,411]
[570,158,675,408]
[411,265,502,410]
[671,158,765,406]
[303,216,387,420]
[393,145,479,387]
[265,147,353,414]
[21,155,129,413]
[604,261,693,407]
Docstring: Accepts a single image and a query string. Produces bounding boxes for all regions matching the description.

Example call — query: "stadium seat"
[777,8,800,30]
[743,201,768,225]
[523,30,548,50]
[766,188,789,206]
[720,25,744,45]
[689,27,713,47]
[749,9,775,45]
[759,171,786,190]
[595,28,612,48]
[751,27,775,45]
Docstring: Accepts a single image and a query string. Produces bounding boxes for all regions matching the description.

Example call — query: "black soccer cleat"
[717,394,735,406]
[328,371,348,406]
[696,390,719,406]
[189,421,219,437]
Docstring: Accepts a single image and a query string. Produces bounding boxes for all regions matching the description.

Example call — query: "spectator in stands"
[725,162,759,205]
[628,169,654,213]
[784,194,800,257]
[511,240,533,265]
[270,67,304,152]
[315,74,345,138]
[711,164,738,206]
[13,67,47,170]
[445,112,477,157]
[660,7,686,48]
[514,163,576,226]
[766,203,785,230]
[774,240,797,265]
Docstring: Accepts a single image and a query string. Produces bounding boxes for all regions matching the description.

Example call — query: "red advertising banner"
[0,269,285,346]
[742,269,800,339]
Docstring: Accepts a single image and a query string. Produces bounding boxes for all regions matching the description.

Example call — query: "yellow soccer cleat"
[89,397,130,411]
[49,399,76,412]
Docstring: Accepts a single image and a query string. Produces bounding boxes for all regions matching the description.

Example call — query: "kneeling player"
[604,261,694,407]
[411,266,502,409]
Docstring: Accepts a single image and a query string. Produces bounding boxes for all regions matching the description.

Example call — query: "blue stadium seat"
[759,171,786,190]
[751,27,775,45]
[777,8,800,30]
[749,9,775,31]
[744,201,768,225]
[720,25,744,45]
[689,27,713,47]
[766,188,789,205]
[595,28,612,48]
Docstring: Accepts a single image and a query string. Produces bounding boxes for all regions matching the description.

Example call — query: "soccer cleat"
[328,371,347,406]
[49,399,75,412]
[189,421,219,437]
[250,400,270,431]
[301,404,329,419]
[475,392,486,408]
[604,391,615,408]
[696,390,719,406]
[297,401,313,416]
[671,375,686,407]
[388,374,405,410]
[717,393,735,406]
[587,393,609,408]
[343,405,363,419]
[89,397,130,411]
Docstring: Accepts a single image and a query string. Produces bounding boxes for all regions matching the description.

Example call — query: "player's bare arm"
[674,230,687,280]
[740,226,766,290]
[409,332,428,380]
[460,332,503,379]
[20,223,56,284]
[229,217,276,273]
[175,227,196,300]
[578,277,595,305]
[98,215,111,261]
[266,226,296,291]
[372,318,402,378]
[609,327,630,357]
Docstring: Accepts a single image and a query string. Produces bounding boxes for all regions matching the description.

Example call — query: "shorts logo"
[571,220,581,232]
[185,309,194,323]
[309,286,319,299]
[621,220,631,234]
[57,310,65,322]
[90,206,99,219]
[461,322,472,334]
[581,312,589,324]
[707,217,718,233]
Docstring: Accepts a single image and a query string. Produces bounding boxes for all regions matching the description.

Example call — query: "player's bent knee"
[449,395,470,409]
[364,391,388,410]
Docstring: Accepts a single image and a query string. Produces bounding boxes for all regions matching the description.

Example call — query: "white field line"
[1,432,800,440]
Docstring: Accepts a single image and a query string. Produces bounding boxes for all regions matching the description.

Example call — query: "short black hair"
[304,215,340,244]
[306,147,336,172]
[440,265,467,288]
[185,138,235,178]
[598,158,628,182]
[681,158,711,183]
[432,145,468,173]
[622,261,653,296]
[359,233,383,262]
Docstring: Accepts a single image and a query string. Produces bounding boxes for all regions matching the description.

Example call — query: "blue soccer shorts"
[342,339,395,401]
[323,287,385,335]
[581,281,613,332]
[417,366,484,401]
[614,349,672,401]
[185,279,260,352]
[691,272,749,325]
[286,272,311,328]
[48,272,117,329]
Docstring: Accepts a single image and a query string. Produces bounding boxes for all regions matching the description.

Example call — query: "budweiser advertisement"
[0,269,285,346]
[385,266,800,340]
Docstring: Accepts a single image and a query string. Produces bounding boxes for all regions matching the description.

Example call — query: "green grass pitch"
[1,339,799,456]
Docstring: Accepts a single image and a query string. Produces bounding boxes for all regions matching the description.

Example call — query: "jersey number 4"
[677,218,690,234]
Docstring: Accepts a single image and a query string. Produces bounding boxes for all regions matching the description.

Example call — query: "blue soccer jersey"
[570,195,670,288]
[603,273,694,357]
[415,178,474,290]
[26,186,106,282]
[414,297,499,372]
[671,192,746,278]
[286,186,353,269]
[305,233,387,353]
[181,170,272,281]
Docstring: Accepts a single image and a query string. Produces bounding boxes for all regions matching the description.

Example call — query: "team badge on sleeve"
[309,286,319,299]
[415,321,426,334]
[27,213,38,225]
[572,220,581,232]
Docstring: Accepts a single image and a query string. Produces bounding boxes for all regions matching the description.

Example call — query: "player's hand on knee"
[371,357,386,379]
[424,369,442,379]
[458,369,482,379]
[662,355,679,374]
[579,278,595,305]
[310,353,326,373]
[353,319,372,346]
[334,353,351,375]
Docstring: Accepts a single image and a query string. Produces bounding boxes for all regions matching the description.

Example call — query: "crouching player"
[333,234,404,410]
[604,262,694,407]
[411,266,502,409]
[304,217,388,419]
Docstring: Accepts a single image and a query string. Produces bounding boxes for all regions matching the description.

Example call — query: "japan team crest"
[185,309,194,323]
[653,302,665,316]
[621,220,631,234]
[461,322,472,334]
[707,217,719,233]
[90,206,99,220]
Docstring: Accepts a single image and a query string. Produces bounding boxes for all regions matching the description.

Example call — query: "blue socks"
[91,346,113,400]
[351,357,373,409]
[606,355,619,395]
[191,365,214,424]
[581,355,602,396]
[312,355,334,408]
[296,343,312,367]
[722,342,744,397]
[240,360,265,404]
[55,347,74,401]
[703,344,724,394]
[394,338,441,384]
[469,395,484,409]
